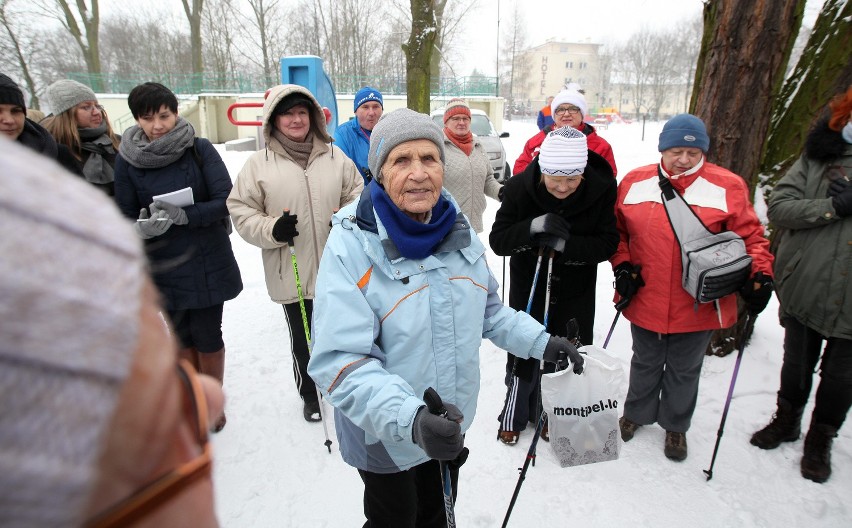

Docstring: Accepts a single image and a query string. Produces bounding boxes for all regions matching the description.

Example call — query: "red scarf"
[444,128,473,156]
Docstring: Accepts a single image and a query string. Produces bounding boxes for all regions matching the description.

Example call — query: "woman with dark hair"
[0,73,82,176]
[227,84,363,422]
[491,125,618,445]
[114,82,242,432]
[42,79,120,195]
[751,86,852,483]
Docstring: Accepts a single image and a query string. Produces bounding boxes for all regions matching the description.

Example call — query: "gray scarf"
[79,123,115,184]
[119,117,195,169]
[272,129,313,169]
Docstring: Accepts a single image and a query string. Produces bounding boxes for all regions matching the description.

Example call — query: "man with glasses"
[514,89,617,177]
[0,140,225,527]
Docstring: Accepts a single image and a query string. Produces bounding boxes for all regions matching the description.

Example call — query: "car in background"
[431,108,511,183]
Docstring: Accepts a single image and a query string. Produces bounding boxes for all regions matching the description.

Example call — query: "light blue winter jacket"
[307,185,549,473]
[333,118,371,183]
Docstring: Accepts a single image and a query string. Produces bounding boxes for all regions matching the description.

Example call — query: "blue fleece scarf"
[370,182,457,260]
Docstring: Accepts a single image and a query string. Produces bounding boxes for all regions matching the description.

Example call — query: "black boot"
[750,397,803,450]
[801,423,837,483]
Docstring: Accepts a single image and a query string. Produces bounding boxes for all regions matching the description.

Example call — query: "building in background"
[515,40,605,117]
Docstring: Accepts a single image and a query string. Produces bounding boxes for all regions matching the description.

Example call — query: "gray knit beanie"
[368,108,445,182]
[0,140,145,526]
[44,79,97,115]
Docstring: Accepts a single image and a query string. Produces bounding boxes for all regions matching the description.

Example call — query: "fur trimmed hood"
[804,118,847,162]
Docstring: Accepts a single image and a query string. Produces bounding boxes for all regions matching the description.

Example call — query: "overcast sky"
[453,0,706,76]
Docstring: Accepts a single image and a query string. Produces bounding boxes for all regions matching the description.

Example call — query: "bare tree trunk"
[404,0,437,112]
[181,0,204,91]
[692,0,805,356]
[761,0,852,191]
[1,1,40,108]
[693,0,805,189]
[428,0,447,92]
[54,0,102,91]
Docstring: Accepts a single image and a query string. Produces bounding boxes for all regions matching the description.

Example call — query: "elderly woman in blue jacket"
[307,108,583,527]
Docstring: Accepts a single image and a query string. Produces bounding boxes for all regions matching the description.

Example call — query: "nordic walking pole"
[704,313,751,481]
[503,315,578,528]
[531,249,555,468]
[502,407,547,528]
[502,248,546,441]
[604,265,640,349]
[284,211,333,453]
[525,248,545,313]
[423,388,457,528]
[502,256,506,301]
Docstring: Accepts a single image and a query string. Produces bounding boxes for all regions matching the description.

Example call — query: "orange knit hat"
[443,98,471,123]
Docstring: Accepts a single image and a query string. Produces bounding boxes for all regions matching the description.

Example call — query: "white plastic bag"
[540,345,626,468]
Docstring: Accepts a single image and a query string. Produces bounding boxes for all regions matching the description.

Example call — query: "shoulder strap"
[657,165,714,244]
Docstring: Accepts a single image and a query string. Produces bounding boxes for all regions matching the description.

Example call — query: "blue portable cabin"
[280,55,339,135]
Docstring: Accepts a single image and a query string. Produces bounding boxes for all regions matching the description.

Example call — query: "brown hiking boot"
[801,423,837,483]
[619,416,641,442]
[751,397,803,449]
[664,431,688,461]
[540,421,550,442]
[498,429,520,445]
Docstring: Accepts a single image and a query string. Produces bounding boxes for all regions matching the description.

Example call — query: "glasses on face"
[84,359,212,528]
[76,103,103,114]
[448,115,471,123]
[554,105,581,116]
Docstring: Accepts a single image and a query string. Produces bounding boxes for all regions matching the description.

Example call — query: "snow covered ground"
[211,118,851,527]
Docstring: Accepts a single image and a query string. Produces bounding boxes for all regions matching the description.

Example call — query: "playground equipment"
[226,56,337,132]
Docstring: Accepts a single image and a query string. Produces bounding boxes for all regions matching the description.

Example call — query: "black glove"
[542,336,584,374]
[272,210,299,244]
[613,262,645,309]
[150,200,188,225]
[530,213,571,252]
[412,404,464,460]
[829,179,852,217]
[498,185,505,202]
[739,271,774,315]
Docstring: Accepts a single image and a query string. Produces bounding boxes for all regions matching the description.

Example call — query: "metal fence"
[67,72,498,97]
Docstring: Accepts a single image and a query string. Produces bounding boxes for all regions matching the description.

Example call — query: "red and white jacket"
[610,159,774,334]
[513,123,618,177]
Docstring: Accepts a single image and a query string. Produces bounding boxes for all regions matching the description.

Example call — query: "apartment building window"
[565,61,574,69]
[579,62,588,70]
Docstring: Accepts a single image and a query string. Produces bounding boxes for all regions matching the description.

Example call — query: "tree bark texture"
[404,0,437,113]
[693,0,805,191]
[761,0,852,192]
[56,0,103,91]
[692,0,805,357]
[182,0,204,88]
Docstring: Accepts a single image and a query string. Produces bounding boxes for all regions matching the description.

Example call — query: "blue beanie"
[354,86,383,112]
[658,114,710,152]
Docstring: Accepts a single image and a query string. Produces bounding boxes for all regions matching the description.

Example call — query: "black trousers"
[357,459,459,528]
[778,316,852,429]
[167,303,224,352]
[282,300,318,404]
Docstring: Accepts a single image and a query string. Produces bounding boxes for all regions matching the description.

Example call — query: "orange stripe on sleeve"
[357,266,373,290]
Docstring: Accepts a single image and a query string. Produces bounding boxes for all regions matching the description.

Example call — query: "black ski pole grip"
[423,387,447,417]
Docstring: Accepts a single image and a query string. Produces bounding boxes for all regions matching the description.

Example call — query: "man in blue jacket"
[333,86,383,183]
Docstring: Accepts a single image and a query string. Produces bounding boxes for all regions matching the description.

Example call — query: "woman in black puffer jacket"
[490,126,618,445]
[114,82,242,432]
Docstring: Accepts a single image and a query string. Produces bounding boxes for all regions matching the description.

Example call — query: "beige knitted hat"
[44,79,97,115]
[0,139,146,526]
